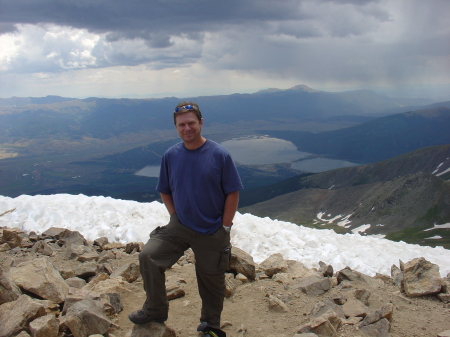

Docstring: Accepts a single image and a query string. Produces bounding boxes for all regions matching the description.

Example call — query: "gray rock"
[290,276,332,296]
[8,257,70,303]
[319,261,334,277]
[75,261,98,280]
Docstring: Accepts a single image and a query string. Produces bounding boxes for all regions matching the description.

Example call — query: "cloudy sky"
[1,0,449,99]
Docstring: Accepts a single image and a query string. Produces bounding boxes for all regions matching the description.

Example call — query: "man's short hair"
[173,101,202,125]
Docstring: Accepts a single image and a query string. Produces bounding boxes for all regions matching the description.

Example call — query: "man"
[129,102,243,333]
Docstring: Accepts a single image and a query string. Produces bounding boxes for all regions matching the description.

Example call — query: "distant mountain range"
[241,144,450,248]
[0,86,449,250]
[264,106,450,163]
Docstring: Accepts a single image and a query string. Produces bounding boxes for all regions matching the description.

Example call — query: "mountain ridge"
[240,144,450,248]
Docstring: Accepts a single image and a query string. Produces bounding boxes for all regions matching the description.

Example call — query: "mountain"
[240,144,450,248]
[264,106,450,163]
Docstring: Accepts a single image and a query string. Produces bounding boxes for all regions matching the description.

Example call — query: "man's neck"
[183,137,207,150]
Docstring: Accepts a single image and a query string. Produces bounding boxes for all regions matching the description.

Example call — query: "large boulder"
[64,297,113,337]
[0,295,46,337]
[8,258,70,304]
[402,257,442,297]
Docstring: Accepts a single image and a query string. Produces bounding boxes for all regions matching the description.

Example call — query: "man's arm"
[222,190,239,228]
[160,192,176,216]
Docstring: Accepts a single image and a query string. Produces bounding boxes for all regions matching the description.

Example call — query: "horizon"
[1,83,450,102]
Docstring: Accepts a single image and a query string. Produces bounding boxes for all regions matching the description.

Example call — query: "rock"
[272,272,291,284]
[402,257,442,297]
[101,292,123,315]
[41,227,68,241]
[130,322,176,337]
[2,228,26,248]
[75,261,98,280]
[58,266,76,280]
[437,330,450,337]
[98,250,116,263]
[60,230,88,247]
[229,247,256,281]
[64,244,93,260]
[312,320,338,337]
[267,294,289,313]
[319,261,334,277]
[289,276,332,296]
[65,277,87,289]
[103,242,125,250]
[0,243,10,252]
[287,260,319,279]
[390,264,403,287]
[125,242,141,254]
[110,261,140,282]
[359,318,391,337]
[259,253,288,277]
[29,315,59,337]
[225,273,241,297]
[8,257,70,303]
[0,265,21,305]
[438,293,450,303]
[93,237,109,249]
[236,273,249,283]
[309,299,345,330]
[354,288,371,306]
[337,267,372,284]
[360,303,394,327]
[14,332,31,337]
[30,241,55,256]
[165,276,186,301]
[0,295,46,337]
[64,297,113,337]
[77,251,100,262]
[342,298,369,318]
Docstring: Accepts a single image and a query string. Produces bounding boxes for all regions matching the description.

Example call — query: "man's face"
[175,112,203,144]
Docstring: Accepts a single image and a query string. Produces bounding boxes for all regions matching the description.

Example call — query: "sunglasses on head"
[174,105,195,113]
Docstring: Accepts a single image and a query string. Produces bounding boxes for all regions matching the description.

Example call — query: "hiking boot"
[197,322,226,337]
[128,310,165,325]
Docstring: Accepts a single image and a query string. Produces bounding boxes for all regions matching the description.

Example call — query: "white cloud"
[0,0,449,98]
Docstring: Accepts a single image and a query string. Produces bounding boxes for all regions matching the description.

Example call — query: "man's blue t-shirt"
[156,139,243,235]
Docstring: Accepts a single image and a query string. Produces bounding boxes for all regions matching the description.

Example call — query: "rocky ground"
[1,226,450,337]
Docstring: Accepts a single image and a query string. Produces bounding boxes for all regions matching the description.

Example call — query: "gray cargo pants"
[139,213,231,328]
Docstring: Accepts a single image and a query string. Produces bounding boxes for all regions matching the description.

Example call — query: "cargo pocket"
[218,247,231,271]
[149,225,165,238]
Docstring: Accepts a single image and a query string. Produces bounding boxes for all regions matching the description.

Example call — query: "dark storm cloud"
[0,0,382,40]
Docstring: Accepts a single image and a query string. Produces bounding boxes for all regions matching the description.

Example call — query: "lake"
[135,136,361,177]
